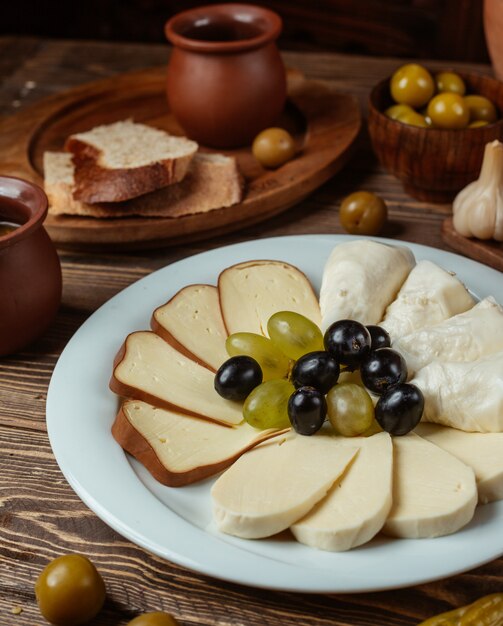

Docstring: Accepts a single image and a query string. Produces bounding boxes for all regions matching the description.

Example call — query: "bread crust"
[66,137,194,203]
[112,402,287,487]
[45,151,243,216]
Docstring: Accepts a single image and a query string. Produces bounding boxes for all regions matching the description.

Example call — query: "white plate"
[47,234,503,593]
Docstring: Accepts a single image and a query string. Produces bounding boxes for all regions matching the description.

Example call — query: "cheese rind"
[412,351,503,432]
[415,423,503,504]
[319,240,415,331]
[380,260,475,341]
[211,432,358,538]
[110,331,243,426]
[383,433,477,539]
[218,261,321,336]
[151,284,228,371]
[291,432,393,551]
[393,297,503,375]
[113,400,284,487]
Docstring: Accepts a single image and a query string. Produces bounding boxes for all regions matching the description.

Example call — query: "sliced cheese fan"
[291,432,393,551]
[211,432,358,539]
[113,400,285,486]
[110,331,243,426]
[151,284,228,372]
[219,260,321,336]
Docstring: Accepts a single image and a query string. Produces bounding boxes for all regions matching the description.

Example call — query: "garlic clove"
[452,140,503,242]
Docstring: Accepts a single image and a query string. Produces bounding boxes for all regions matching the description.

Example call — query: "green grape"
[226,332,290,381]
[267,311,324,360]
[243,379,294,430]
[327,383,374,436]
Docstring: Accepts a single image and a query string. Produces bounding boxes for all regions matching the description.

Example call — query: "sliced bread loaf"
[43,151,243,218]
[65,120,198,203]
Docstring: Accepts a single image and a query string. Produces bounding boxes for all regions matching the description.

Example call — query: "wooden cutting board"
[442,217,503,272]
[0,67,361,251]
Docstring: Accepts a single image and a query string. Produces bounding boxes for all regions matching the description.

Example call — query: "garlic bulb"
[453,140,503,241]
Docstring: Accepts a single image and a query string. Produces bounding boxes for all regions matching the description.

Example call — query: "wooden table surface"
[1,36,501,626]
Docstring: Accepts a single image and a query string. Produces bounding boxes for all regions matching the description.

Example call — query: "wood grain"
[0,37,502,626]
[442,217,503,271]
[0,67,361,250]
[368,71,503,203]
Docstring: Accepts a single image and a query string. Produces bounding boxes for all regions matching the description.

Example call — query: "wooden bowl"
[368,71,503,202]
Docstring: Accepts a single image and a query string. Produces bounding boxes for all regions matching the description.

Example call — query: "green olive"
[384,103,414,120]
[435,71,466,95]
[339,191,388,235]
[390,64,435,108]
[252,127,296,168]
[35,554,106,626]
[468,120,489,128]
[396,110,430,128]
[427,93,470,129]
[464,94,498,123]
[127,612,180,626]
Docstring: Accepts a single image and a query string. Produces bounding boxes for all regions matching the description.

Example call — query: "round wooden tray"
[0,67,361,251]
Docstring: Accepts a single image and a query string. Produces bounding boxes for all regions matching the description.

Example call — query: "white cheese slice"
[383,433,477,539]
[211,432,358,538]
[111,331,243,426]
[319,240,415,331]
[411,351,503,432]
[393,297,503,375]
[380,260,475,341]
[113,400,284,486]
[218,260,321,336]
[151,284,228,372]
[415,423,503,504]
[291,432,392,551]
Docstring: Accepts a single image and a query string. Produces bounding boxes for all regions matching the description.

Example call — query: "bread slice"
[65,120,198,202]
[43,151,243,218]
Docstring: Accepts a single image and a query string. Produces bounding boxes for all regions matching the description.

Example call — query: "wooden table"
[0,37,501,626]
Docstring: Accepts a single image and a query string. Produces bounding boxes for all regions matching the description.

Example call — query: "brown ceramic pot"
[484,0,503,80]
[165,3,287,148]
[0,177,62,356]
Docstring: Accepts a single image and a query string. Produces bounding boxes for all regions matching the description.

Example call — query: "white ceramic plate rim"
[46,234,503,593]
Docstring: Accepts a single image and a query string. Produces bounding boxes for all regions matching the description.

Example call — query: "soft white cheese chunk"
[152,284,229,371]
[380,260,475,341]
[415,423,503,504]
[393,297,503,375]
[219,261,321,336]
[383,433,477,539]
[211,432,358,538]
[319,240,415,331]
[291,432,392,551]
[411,351,503,432]
[113,331,243,426]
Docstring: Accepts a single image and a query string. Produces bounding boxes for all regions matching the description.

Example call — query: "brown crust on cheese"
[66,138,193,203]
[150,284,218,372]
[217,260,321,335]
[109,333,232,427]
[112,403,288,487]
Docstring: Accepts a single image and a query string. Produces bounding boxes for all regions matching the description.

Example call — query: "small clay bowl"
[368,70,503,203]
[0,176,61,356]
[165,3,286,149]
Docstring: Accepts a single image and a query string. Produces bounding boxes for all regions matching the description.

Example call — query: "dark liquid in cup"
[0,197,30,238]
[182,19,263,42]
[0,221,19,238]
